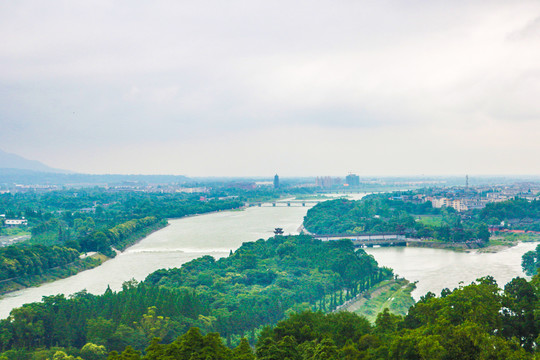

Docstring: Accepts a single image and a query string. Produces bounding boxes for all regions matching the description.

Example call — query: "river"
[365,243,537,300]
[0,199,537,319]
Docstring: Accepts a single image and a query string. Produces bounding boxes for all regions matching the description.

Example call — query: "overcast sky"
[1,1,539,176]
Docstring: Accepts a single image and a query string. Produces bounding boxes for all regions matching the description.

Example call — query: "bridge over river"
[245,200,322,207]
[312,232,427,247]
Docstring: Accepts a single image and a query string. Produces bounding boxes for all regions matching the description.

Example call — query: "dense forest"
[0,245,80,280]
[304,196,540,243]
[479,198,540,231]
[2,274,538,359]
[0,235,389,357]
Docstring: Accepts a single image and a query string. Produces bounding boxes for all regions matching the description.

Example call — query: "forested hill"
[3,274,538,359]
[303,196,493,243]
[131,275,539,360]
[0,235,390,357]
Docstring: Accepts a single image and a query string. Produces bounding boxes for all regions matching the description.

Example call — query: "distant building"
[426,197,468,212]
[5,219,27,226]
[316,176,333,188]
[273,174,280,189]
[345,174,360,187]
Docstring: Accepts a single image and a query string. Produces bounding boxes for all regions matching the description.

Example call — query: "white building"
[4,219,28,226]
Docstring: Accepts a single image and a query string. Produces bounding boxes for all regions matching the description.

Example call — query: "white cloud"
[0,0,539,175]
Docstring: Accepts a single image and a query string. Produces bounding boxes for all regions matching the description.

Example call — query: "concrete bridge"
[313,232,415,247]
[245,200,322,207]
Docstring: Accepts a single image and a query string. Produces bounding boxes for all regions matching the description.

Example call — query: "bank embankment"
[408,234,539,253]
[406,240,483,252]
[114,219,169,251]
[337,278,416,323]
[0,253,108,296]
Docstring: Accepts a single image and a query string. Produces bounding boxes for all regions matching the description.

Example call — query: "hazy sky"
[1,1,539,176]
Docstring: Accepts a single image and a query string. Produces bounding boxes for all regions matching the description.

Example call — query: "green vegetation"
[522,244,540,276]
[0,226,30,238]
[0,244,79,280]
[1,233,539,359]
[0,235,390,356]
[252,275,539,359]
[15,275,534,360]
[480,198,540,231]
[303,196,490,243]
[0,189,244,291]
[349,279,416,323]
[0,255,104,294]
[415,215,442,227]
[304,196,540,245]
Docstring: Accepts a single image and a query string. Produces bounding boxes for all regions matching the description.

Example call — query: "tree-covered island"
[303,193,540,248]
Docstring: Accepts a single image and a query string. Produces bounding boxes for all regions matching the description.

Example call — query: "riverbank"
[0,220,169,297]
[0,253,108,296]
[407,240,483,252]
[308,231,539,254]
[115,220,169,251]
[336,278,416,322]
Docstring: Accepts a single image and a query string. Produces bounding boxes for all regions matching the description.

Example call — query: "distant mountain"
[0,168,191,186]
[0,149,69,173]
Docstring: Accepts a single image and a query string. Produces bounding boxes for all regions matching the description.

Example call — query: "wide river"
[0,199,537,318]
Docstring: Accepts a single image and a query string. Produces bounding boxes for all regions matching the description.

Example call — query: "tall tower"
[466,175,469,188]
[273,174,280,189]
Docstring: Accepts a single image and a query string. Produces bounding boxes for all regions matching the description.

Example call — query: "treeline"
[522,244,540,276]
[0,244,79,281]
[480,198,540,231]
[303,197,490,243]
[0,236,389,356]
[4,275,538,359]
[0,284,205,352]
[253,275,539,359]
[78,217,165,256]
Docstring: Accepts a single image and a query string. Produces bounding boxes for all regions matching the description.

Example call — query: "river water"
[0,200,537,319]
[365,243,537,300]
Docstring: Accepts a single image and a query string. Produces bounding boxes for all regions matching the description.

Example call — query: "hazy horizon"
[1,1,539,176]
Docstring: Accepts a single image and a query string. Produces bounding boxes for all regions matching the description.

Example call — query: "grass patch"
[353,279,416,323]
[416,215,443,227]
[497,233,540,243]
[486,236,516,247]
[1,227,30,237]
